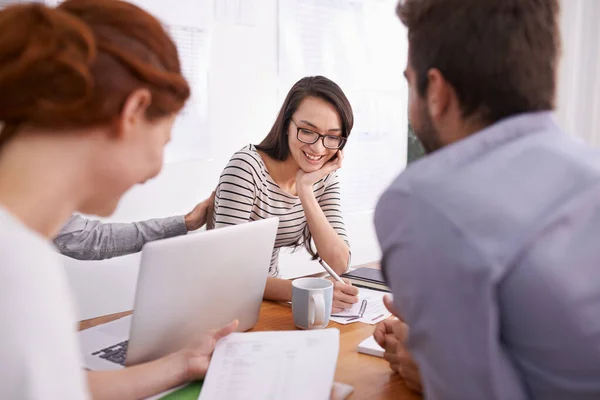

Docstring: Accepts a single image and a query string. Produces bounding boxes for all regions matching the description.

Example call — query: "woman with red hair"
[0,1,234,398]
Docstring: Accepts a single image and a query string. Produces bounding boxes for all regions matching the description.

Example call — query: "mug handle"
[309,292,326,328]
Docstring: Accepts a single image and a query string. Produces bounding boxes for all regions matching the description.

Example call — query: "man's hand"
[372,295,423,393]
[184,192,215,231]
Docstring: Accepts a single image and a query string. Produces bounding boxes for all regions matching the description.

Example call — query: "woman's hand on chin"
[296,150,344,197]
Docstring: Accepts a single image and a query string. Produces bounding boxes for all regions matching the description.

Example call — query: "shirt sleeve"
[212,153,257,228]
[53,214,187,260]
[318,172,349,244]
[317,172,351,266]
[374,189,527,400]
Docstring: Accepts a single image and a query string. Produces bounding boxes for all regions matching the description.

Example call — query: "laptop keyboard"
[91,340,129,366]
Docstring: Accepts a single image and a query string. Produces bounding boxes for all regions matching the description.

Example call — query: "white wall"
[66,0,407,320]
[66,0,281,320]
[108,0,280,222]
[105,0,387,271]
[555,0,600,144]
[68,0,600,320]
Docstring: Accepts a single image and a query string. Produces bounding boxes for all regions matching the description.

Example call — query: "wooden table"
[80,301,421,400]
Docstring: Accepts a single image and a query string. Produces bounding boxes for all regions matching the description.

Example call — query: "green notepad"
[159,381,203,399]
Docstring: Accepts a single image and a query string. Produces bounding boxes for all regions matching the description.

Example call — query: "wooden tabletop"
[79,300,421,400]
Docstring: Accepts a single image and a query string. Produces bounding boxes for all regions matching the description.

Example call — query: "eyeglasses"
[291,120,346,150]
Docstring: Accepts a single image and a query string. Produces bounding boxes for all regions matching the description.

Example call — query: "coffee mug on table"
[292,277,333,329]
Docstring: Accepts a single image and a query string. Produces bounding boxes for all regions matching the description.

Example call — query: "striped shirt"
[212,144,349,276]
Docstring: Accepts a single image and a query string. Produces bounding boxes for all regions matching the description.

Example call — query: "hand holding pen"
[318,258,359,313]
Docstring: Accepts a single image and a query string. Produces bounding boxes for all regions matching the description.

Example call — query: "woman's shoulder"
[221,145,267,183]
[227,145,265,168]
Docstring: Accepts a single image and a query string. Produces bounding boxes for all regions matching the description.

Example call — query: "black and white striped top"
[212,145,350,277]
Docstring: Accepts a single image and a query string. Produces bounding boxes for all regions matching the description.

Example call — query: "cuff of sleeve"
[164,215,188,237]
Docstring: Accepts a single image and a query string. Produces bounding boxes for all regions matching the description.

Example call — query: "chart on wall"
[114,0,213,163]
[0,0,212,164]
[279,0,409,214]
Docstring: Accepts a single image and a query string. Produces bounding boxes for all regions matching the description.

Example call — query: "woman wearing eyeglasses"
[211,76,359,312]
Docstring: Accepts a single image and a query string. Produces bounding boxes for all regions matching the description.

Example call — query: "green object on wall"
[407,124,425,164]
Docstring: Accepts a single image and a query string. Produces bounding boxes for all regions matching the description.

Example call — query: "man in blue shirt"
[374,0,600,399]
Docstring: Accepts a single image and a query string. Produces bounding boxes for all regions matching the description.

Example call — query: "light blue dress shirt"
[375,112,600,400]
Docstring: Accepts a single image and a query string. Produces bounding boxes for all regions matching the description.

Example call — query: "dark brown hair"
[0,0,190,146]
[257,76,354,261]
[397,0,560,124]
[256,76,354,161]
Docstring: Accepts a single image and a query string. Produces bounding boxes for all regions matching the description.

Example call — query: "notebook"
[357,335,385,358]
[341,267,389,292]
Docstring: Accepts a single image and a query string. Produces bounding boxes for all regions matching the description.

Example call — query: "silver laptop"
[79,217,278,370]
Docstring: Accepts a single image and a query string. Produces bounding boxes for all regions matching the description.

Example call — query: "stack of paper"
[357,336,385,358]
[198,329,340,400]
[330,287,392,325]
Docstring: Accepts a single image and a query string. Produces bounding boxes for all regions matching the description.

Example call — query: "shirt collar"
[407,111,561,172]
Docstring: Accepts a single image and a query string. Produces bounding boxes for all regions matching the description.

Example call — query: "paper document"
[331,382,354,400]
[330,288,391,325]
[214,0,258,26]
[331,298,367,319]
[198,329,340,400]
[357,336,384,358]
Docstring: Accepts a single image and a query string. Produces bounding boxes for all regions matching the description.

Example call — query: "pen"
[318,258,345,283]
[371,314,384,321]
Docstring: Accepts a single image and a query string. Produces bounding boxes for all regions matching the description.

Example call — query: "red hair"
[0,0,190,145]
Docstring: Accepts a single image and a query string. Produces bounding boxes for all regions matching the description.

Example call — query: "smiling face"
[287,96,343,173]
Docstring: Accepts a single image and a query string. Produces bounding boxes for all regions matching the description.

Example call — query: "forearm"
[298,188,349,274]
[87,352,188,400]
[54,215,187,260]
[263,277,293,302]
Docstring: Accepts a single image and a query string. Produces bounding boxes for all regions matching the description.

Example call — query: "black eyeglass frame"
[290,119,347,150]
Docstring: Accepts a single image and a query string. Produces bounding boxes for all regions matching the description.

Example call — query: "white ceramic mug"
[292,278,333,329]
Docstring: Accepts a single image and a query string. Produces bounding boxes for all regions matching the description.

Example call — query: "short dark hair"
[256,75,353,161]
[397,0,560,124]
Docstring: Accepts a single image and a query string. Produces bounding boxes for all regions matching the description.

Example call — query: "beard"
[413,103,443,154]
